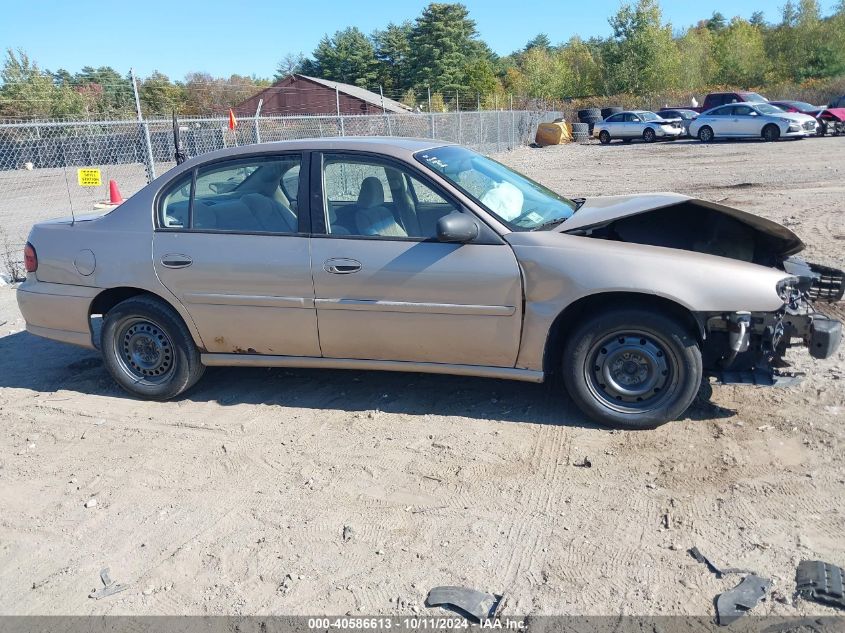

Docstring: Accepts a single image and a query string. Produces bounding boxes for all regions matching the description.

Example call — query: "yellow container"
[535,122,571,146]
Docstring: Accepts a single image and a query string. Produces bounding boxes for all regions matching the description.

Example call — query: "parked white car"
[594,111,684,144]
[689,102,818,142]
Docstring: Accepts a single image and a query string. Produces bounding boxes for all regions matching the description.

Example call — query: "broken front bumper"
[701,263,843,386]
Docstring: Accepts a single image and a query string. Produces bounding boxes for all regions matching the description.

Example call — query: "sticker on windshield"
[525,211,544,224]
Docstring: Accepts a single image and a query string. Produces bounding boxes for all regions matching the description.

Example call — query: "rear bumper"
[16,278,98,349]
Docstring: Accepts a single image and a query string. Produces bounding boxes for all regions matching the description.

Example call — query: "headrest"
[357,176,385,208]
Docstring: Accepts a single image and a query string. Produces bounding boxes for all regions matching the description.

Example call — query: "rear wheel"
[762,124,781,142]
[643,127,656,143]
[101,295,205,400]
[561,308,702,429]
[599,130,611,145]
[698,126,714,143]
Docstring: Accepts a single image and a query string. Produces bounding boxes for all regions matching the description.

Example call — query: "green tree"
[604,0,681,94]
[372,22,412,91]
[706,11,727,32]
[407,3,489,92]
[524,33,552,52]
[0,48,83,117]
[310,27,379,87]
[676,25,716,90]
[713,18,768,86]
[139,71,186,115]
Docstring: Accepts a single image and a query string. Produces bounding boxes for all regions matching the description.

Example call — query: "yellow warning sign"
[77,168,102,187]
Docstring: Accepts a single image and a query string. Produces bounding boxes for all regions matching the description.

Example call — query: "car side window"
[734,105,752,116]
[322,155,461,239]
[606,114,622,123]
[160,173,192,228]
[626,113,641,122]
[189,156,301,233]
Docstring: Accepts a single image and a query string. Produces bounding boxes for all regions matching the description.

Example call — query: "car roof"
[174,137,451,172]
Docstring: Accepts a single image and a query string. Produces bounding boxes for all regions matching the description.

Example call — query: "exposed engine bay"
[564,197,844,385]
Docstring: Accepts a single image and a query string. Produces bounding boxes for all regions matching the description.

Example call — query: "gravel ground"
[0,135,843,618]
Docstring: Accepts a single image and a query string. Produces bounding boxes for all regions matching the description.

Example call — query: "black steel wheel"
[561,308,702,429]
[114,317,176,385]
[101,295,205,400]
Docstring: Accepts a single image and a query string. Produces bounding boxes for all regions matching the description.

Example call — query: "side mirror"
[436,213,479,243]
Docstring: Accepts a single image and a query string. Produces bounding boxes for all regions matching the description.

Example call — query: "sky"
[1,1,839,80]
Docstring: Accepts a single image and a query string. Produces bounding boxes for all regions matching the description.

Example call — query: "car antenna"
[172,110,187,166]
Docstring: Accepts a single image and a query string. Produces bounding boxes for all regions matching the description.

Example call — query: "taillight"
[24,242,37,273]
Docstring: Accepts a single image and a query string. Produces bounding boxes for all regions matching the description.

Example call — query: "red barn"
[235,74,411,116]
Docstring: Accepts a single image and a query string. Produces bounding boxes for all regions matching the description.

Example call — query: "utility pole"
[130,68,156,181]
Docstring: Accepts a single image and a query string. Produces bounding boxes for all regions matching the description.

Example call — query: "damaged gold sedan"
[16,139,843,428]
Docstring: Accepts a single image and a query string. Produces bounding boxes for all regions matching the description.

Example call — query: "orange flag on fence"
[228,109,238,130]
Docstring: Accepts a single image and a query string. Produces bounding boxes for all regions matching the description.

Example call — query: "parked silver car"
[16,139,843,429]
[594,111,684,144]
[689,102,818,142]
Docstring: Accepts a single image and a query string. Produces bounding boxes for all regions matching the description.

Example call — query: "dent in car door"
[311,152,523,367]
[153,153,320,356]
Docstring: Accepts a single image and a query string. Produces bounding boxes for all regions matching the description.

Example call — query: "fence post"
[477,93,482,149]
[510,94,515,149]
[379,86,392,137]
[496,95,501,152]
[130,68,156,182]
[254,98,263,144]
[428,87,435,139]
[456,91,461,144]
[336,87,345,136]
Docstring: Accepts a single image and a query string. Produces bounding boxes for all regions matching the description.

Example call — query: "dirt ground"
[0,136,843,618]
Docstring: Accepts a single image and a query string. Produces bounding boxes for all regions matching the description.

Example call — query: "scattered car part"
[426,586,503,622]
[795,560,845,610]
[88,567,128,599]
[689,547,756,578]
[716,574,772,626]
[573,457,592,468]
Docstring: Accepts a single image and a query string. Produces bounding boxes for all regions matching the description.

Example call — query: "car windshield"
[639,112,659,121]
[755,103,784,114]
[787,101,816,111]
[744,93,768,102]
[416,146,577,231]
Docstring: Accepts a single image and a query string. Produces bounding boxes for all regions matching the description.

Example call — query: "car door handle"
[324,258,362,274]
[160,254,193,269]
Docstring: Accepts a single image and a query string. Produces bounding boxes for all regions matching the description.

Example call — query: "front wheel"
[698,126,714,143]
[762,124,781,142]
[598,130,611,145]
[101,295,205,400]
[643,127,656,143]
[561,308,702,429]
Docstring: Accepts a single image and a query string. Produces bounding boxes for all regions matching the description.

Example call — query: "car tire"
[561,308,702,429]
[762,124,781,142]
[598,130,611,145]
[642,127,656,143]
[698,126,714,143]
[101,295,205,401]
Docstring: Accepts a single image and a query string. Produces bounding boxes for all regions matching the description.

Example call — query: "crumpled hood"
[559,192,804,257]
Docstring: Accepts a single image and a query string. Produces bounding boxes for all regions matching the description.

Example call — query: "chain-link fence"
[0,109,561,277]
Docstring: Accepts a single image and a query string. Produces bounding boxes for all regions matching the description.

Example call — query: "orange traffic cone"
[109,179,124,204]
